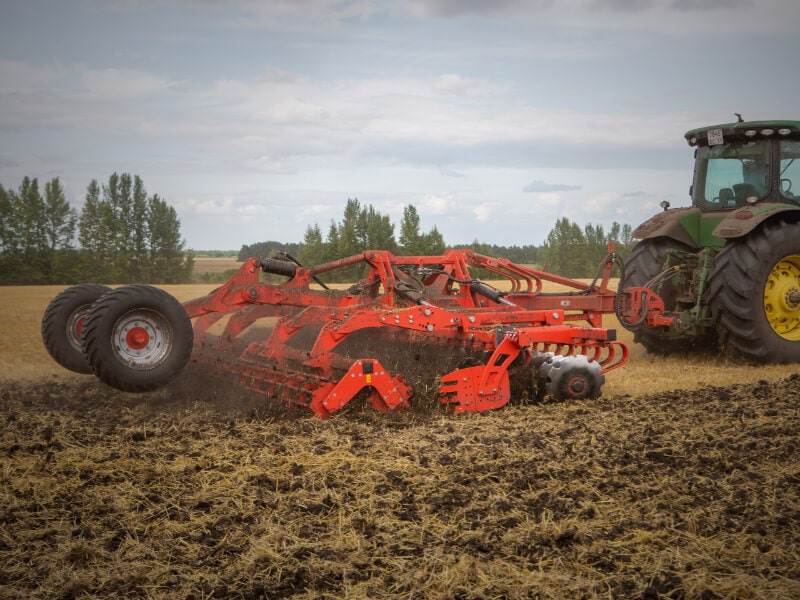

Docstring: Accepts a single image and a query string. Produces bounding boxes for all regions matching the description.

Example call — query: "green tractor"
[619,118,800,363]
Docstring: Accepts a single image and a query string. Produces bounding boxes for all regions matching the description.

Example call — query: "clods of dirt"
[1,371,800,599]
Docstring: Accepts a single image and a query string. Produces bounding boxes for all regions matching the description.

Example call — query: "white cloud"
[300,203,336,216]
[584,191,623,216]
[238,0,379,23]
[524,179,582,193]
[439,166,465,178]
[252,97,330,125]
[432,73,500,98]
[0,55,705,177]
[239,203,269,216]
[0,60,176,131]
[2,0,797,251]
[533,192,562,211]
[570,0,798,35]
[175,196,235,216]
[403,0,551,18]
[419,194,455,215]
[243,155,297,174]
[473,202,500,222]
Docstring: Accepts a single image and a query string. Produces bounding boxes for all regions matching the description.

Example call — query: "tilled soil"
[1,369,800,599]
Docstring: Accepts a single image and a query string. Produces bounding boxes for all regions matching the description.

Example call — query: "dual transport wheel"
[41,284,193,392]
[621,219,800,363]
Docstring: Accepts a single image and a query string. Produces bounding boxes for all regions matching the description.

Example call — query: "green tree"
[608,221,634,260]
[421,225,446,255]
[1,173,190,284]
[540,217,587,278]
[238,241,301,262]
[12,177,48,282]
[0,182,18,254]
[17,177,46,255]
[42,177,78,282]
[363,205,396,252]
[400,204,446,256]
[43,178,76,252]
[77,179,111,281]
[97,173,151,280]
[338,198,363,259]
[129,175,150,280]
[325,220,340,258]
[76,174,192,283]
[0,177,79,283]
[297,224,327,267]
[399,204,422,255]
[584,222,607,274]
[0,182,22,283]
[147,194,193,283]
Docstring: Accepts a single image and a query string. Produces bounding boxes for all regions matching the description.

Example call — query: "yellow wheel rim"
[764,254,800,341]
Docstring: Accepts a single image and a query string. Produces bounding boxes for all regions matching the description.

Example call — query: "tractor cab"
[686,120,800,210]
[634,120,800,248]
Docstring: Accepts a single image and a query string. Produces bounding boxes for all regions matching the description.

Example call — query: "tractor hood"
[633,203,800,247]
[632,207,715,248]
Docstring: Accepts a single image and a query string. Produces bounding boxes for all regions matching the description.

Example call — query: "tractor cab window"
[779,140,800,203]
[695,141,769,210]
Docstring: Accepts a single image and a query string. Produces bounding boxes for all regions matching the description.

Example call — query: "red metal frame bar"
[181,245,632,416]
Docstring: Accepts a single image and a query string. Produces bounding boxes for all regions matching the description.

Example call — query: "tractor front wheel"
[82,285,194,392]
[41,284,111,374]
[708,218,800,363]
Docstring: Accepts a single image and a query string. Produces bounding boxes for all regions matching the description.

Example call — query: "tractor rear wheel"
[708,218,800,363]
[41,284,111,374]
[619,237,692,355]
[82,285,194,392]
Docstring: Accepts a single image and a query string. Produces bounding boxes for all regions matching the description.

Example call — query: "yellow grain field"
[2,284,797,394]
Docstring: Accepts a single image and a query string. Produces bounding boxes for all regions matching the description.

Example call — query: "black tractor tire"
[41,284,111,374]
[707,218,800,364]
[619,237,693,355]
[82,285,194,392]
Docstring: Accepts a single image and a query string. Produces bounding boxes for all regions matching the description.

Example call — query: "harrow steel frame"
[180,247,628,417]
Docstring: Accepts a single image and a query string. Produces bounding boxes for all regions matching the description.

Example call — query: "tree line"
[1,177,634,286]
[0,174,192,285]
[239,199,634,282]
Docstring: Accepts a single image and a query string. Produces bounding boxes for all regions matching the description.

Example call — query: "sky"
[1,0,799,251]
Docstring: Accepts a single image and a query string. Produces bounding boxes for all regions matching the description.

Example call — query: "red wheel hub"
[126,326,150,350]
[74,316,85,338]
[566,376,588,398]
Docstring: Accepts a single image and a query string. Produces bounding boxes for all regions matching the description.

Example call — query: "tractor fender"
[631,207,700,248]
[712,203,800,238]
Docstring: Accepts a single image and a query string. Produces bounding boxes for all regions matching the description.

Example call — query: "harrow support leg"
[438,332,523,413]
[310,359,413,419]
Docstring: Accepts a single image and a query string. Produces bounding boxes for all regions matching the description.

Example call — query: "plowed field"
[2,368,800,599]
[1,285,799,599]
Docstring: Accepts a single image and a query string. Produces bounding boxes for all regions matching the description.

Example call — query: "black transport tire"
[619,237,693,355]
[707,218,800,364]
[82,285,194,392]
[41,284,112,374]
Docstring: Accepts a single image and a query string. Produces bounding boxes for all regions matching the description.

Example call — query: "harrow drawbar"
[42,246,631,418]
